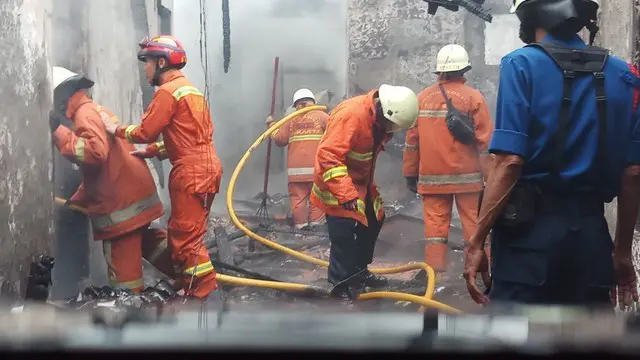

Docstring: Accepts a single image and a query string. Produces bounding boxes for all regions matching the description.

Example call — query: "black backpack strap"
[525,42,609,187]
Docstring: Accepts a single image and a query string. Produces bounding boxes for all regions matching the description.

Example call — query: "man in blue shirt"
[464,0,640,309]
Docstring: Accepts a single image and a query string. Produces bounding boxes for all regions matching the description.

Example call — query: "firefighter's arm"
[114,89,175,144]
[53,114,110,166]
[69,182,87,206]
[470,55,530,248]
[470,153,524,248]
[315,113,359,204]
[271,120,291,147]
[473,95,495,182]
[403,126,420,177]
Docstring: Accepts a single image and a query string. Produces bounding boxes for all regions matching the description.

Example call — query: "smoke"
[173,0,348,210]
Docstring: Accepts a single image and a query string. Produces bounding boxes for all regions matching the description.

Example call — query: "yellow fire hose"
[225,105,461,314]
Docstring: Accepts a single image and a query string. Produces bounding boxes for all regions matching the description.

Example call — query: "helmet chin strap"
[585,21,599,46]
[152,61,173,86]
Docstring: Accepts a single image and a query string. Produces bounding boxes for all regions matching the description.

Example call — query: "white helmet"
[52,66,94,109]
[436,44,471,73]
[378,84,419,131]
[292,88,316,106]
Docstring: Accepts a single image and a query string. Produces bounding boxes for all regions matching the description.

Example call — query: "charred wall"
[0,0,54,300]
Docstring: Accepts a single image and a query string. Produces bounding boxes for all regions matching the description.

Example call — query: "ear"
[158,57,167,68]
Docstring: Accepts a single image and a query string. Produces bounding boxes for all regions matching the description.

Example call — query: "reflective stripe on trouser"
[91,193,162,231]
[103,229,146,292]
[418,172,483,186]
[289,182,325,227]
[168,189,217,299]
[421,192,481,272]
[287,167,314,177]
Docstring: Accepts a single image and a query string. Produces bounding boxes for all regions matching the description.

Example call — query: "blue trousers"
[489,196,614,307]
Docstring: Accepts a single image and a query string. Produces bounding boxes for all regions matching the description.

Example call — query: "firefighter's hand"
[405,176,418,193]
[48,110,65,132]
[341,199,359,211]
[266,115,275,127]
[463,241,490,305]
[99,112,119,135]
[611,252,638,310]
[130,145,160,159]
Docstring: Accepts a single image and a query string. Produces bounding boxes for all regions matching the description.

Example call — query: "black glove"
[49,110,65,132]
[405,177,418,193]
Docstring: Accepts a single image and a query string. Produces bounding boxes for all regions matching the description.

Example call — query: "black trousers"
[327,200,383,288]
[489,194,614,307]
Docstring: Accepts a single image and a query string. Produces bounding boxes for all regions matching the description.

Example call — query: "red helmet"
[138,35,187,69]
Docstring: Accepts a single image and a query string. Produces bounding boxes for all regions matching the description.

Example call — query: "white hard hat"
[378,84,419,131]
[52,66,94,108]
[292,88,316,106]
[436,44,471,73]
[510,0,599,13]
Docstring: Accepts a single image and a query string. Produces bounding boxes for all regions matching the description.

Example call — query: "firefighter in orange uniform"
[50,66,170,293]
[403,44,493,278]
[312,84,419,301]
[268,89,328,231]
[101,36,222,300]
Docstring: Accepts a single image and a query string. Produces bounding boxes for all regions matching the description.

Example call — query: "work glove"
[405,176,418,193]
[48,110,66,133]
[341,198,359,211]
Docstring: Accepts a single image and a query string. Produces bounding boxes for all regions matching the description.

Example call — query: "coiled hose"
[225,105,461,313]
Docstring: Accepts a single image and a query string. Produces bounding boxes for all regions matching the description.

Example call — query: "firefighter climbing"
[268,88,329,231]
[403,44,493,280]
[50,66,169,293]
[101,35,223,300]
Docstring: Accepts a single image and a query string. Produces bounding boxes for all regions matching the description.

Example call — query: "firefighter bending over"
[464,0,640,309]
[268,89,328,231]
[50,67,169,293]
[403,44,493,279]
[102,36,223,300]
[311,85,419,301]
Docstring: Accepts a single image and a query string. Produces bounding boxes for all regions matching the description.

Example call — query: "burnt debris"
[25,255,55,303]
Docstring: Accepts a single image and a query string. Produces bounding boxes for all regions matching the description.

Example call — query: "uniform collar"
[65,92,92,119]
[438,77,466,85]
[160,70,184,85]
[541,34,587,49]
[365,90,384,132]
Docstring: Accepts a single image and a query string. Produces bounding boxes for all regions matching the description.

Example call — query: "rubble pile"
[65,281,178,310]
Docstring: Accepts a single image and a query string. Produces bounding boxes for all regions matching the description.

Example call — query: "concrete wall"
[0,0,55,300]
[0,0,167,300]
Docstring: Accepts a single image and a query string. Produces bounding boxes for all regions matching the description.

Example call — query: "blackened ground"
[189,195,480,313]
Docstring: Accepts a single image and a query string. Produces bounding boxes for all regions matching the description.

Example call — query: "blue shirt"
[490,34,640,201]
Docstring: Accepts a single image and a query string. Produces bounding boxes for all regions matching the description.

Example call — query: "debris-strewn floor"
[196,195,479,313]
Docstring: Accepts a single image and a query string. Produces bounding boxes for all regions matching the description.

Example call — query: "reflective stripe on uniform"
[404,143,418,151]
[124,125,139,143]
[373,194,384,216]
[418,172,483,186]
[479,150,490,155]
[288,167,314,176]
[146,237,168,263]
[172,86,203,101]
[156,141,167,156]
[75,138,86,162]
[311,184,366,215]
[109,278,144,291]
[419,110,448,118]
[347,151,373,161]
[426,237,448,244]
[322,165,348,182]
[91,192,161,230]
[289,134,323,143]
[184,261,214,277]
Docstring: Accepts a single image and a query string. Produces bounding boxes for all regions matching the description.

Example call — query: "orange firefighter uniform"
[272,109,328,229]
[403,78,493,272]
[114,71,222,299]
[53,92,168,292]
